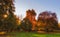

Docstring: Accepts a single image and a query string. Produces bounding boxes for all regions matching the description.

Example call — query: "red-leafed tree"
[37,11,58,32]
[20,9,37,31]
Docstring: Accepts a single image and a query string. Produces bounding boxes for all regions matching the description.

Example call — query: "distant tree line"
[20,10,58,32]
[0,0,59,32]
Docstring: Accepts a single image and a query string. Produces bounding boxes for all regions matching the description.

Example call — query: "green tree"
[20,18,32,32]
[0,0,18,32]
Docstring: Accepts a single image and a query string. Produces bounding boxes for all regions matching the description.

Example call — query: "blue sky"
[15,0,60,22]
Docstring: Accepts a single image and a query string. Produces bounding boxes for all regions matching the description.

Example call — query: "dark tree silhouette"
[20,18,32,31]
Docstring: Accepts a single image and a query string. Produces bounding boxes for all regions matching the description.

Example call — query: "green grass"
[8,32,60,37]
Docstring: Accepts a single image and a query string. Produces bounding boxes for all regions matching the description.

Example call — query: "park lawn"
[9,32,60,37]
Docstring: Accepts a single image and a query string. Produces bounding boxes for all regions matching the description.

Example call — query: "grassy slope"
[10,32,60,37]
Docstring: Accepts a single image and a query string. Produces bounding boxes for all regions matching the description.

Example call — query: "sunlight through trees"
[0,0,59,33]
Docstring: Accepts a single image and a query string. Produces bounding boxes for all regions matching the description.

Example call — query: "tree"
[37,11,58,32]
[20,18,32,31]
[20,9,37,32]
[0,0,18,32]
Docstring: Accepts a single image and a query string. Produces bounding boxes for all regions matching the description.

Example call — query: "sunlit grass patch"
[6,32,60,37]
[33,34,46,37]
